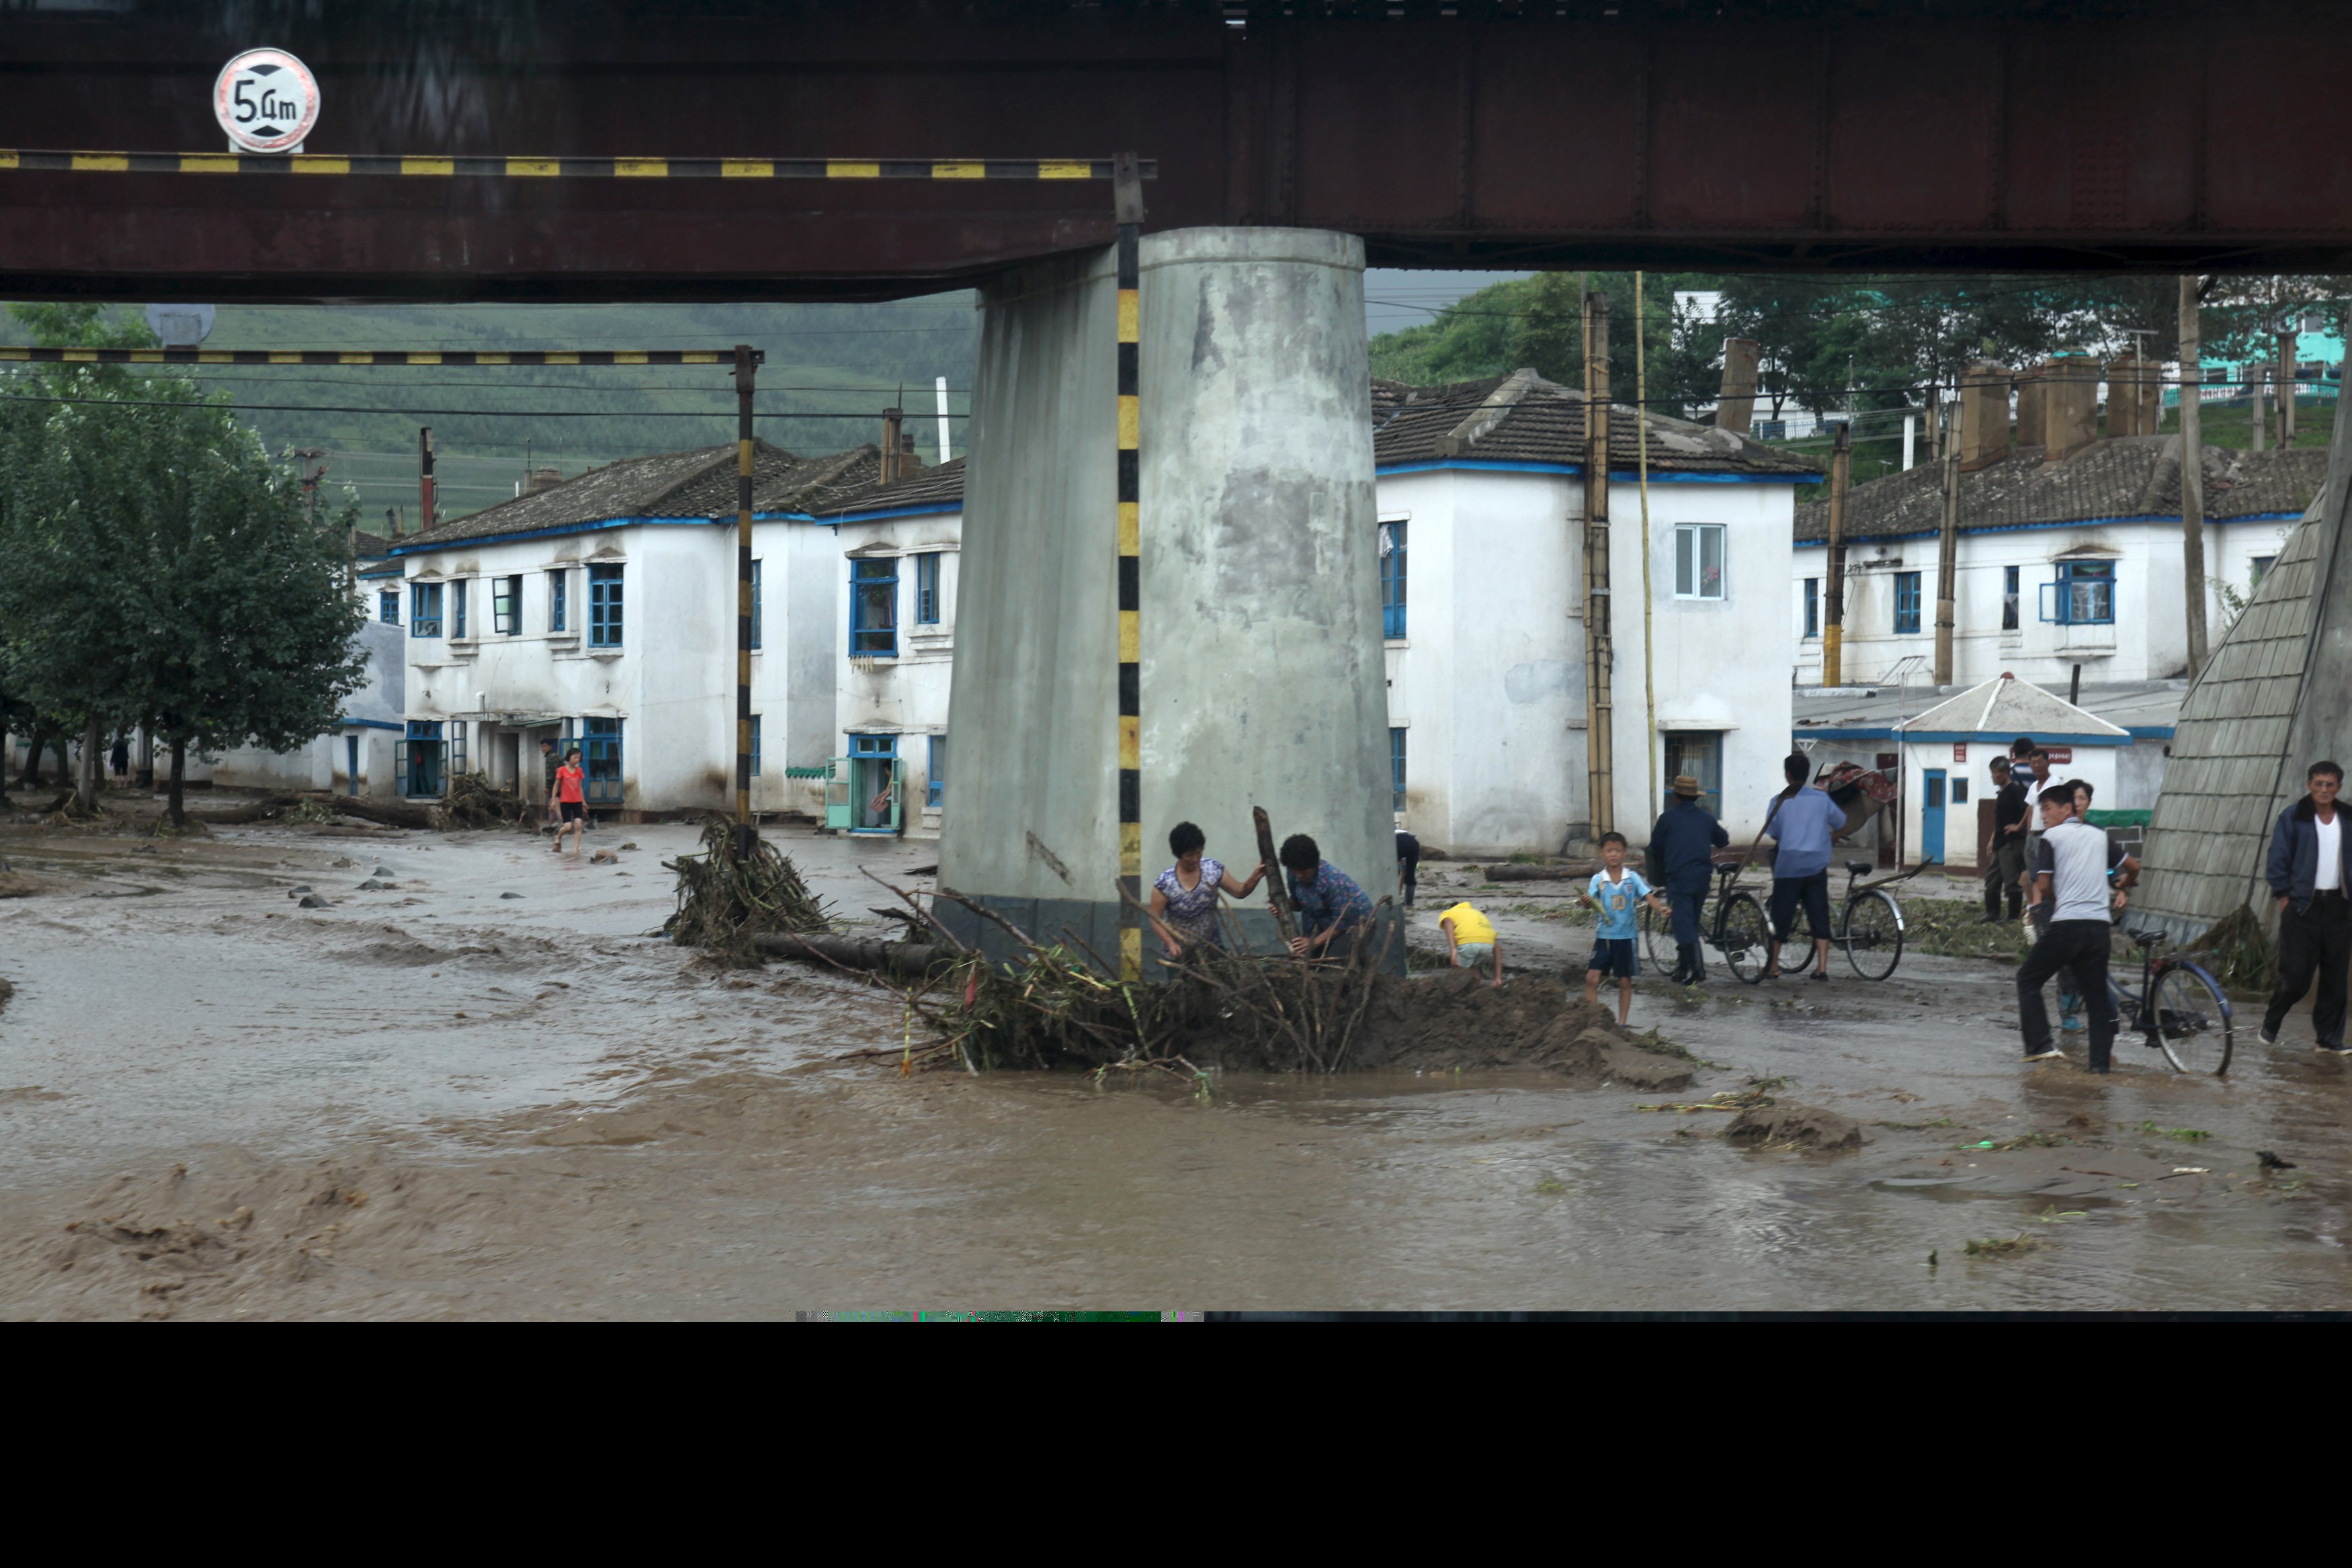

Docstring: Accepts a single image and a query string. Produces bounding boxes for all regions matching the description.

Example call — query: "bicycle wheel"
[1718,891,1773,984]
[2148,962,2234,1076]
[1842,889,1905,982]
[1641,902,1677,972]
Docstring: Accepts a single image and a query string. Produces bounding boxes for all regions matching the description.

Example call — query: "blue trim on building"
[337,717,404,732]
[1796,725,2132,746]
[2125,726,2178,740]
[1378,458,1820,484]
[811,500,964,525]
[1794,510,2306,549]
[386,511,810,557]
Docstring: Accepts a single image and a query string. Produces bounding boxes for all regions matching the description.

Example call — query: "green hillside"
[17,299,978,525]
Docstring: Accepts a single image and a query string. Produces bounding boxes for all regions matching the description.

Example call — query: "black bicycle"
[1641,861,1770,982]
[1763,860,1908,983]
[2111,929,2234,1076]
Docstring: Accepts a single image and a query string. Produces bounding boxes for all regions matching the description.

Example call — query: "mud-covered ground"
[1,801,2346,1317]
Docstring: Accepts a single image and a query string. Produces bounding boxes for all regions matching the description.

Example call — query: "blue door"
[1921,769,1947,864]
[346,735,360,795]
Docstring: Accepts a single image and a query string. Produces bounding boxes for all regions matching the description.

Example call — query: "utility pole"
[732,343,763,842]
[1581,290,1615,841]
[2278,326,2298,448]
[2251,363,2267,453]
[2179,276,2210,674]
[293,447,325,526]
[418,426,437,531]
[1823,421,1850,685]
[1934,392,1962,685]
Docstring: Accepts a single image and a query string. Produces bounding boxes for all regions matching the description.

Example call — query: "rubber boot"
[1679,943,1704,984]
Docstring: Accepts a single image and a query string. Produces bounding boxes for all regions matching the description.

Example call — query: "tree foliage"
[0,304,369,823]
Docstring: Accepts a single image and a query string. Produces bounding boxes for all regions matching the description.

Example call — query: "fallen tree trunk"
[187,792,302,826]
[751,932,948,978]
[298,792,438,830]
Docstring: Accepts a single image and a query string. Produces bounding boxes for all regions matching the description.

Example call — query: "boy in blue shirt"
[1578,831,1669,1023]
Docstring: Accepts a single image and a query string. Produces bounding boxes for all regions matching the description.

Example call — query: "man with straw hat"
[1649,773,1728,984]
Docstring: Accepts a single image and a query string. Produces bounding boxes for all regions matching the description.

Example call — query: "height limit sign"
[214,48,320,155]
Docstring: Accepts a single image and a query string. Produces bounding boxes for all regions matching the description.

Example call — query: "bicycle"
[1760,860,1908,983]
[1641,861,1770,982]
[2109,929,2234,1075]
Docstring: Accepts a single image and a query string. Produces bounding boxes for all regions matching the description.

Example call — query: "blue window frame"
[548,568,567,633]
[914,552,941,625]
[751,713,761,777]
[1803,577,1819,640]
[583,717,624,805]
[450,579,468,638]
[2040,560,2115,625]
[851,557,898,655]
[493,573,521,636]
[1380,521,1407,638]
[379,589,401,625]
[410,582,444,638]
[589,564,624,647]
[1894,570,1923,634]
[927,734,946,809]
[397,720,445,797]
[849,732,898,833]
[1390,726,1407,814]
[750,558,763,650]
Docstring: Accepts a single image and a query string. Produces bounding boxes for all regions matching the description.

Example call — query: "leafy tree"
[0,305,368,826]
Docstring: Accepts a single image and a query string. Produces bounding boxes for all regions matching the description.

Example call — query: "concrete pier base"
[939,228,1393,968]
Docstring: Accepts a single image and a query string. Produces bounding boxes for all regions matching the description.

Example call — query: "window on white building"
[2002,565,2019,631]
[2251,554,2277,590]
[493,574,523,636]
[1802,577,1818,640]
[751,558,763,648]
[1674,523,1726,599]
[451,578,468,638]
[548,569,568,633]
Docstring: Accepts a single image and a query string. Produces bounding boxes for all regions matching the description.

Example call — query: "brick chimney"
[1715,337,1760,433]
[2105,353,2160,437]
[1959,362,2011,468]
[2042,352,2099,457]
[2015,364,2047,449]
[524,467,564,494]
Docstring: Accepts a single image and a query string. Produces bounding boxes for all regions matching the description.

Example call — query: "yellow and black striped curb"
[1115,221,1142,982]
[1,347,747,365]
[0,150,1153,181]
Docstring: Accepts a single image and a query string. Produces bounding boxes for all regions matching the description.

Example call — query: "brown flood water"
[2,815,2347,1317]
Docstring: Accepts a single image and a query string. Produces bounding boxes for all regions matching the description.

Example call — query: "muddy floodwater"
[2,812,2347,1317]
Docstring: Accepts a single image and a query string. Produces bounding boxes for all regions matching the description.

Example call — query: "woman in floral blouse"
[1147,820,1266,961]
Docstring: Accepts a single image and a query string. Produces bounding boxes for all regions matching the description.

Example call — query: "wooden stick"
[1253,805,1300,944]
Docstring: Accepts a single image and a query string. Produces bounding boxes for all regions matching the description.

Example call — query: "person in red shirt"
[550,745,588,857]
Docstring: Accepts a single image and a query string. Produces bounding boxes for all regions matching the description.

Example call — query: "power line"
[0,392,966,419]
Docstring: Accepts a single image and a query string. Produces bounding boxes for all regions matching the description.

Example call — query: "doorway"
[346,734,360,795]
[1661,731,1724,820]
[1921,768,1947,864]
[848,733,899,834]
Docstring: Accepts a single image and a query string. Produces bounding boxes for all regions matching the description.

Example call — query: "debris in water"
[499,891,523,900]
[590,851,618,865]
[2257,1150,2296,1171]
[1722,1104,1863,1152]
[286,885,312,898]
[663,818,829,965]
[356,879,394,891]
[1963,1234,2042,1258]
[297,896,329,909]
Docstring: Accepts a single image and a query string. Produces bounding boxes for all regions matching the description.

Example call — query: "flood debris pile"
[852,892,1697,1082]
[440,773,541,832]
[663,818,830,963]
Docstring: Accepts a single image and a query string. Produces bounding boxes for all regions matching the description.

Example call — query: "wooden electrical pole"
[2179,277,2210,674]
[732,343,763,840]
[1823,421,1850,685]
[1582,290,1615,840]
[1933,394,1962,685]
[2278,326,2298,448]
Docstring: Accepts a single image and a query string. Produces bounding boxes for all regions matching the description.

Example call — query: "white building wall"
[827,508,960,839]
[1794,516,2306,689]
[1380,465,1799,857]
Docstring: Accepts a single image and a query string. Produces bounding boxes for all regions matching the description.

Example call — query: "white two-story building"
[384,440,875,818]
[1791,436,2324,689]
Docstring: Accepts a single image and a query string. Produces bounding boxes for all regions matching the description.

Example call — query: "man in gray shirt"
[1763,752,1846,981]
[2018,783,2138,1073]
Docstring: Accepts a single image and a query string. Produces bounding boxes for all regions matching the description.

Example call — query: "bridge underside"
[5,2,2351,302]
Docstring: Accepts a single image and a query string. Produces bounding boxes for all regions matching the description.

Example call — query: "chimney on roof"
[524,467,564,495]
[1959,361,2011,468]
[1716,338,1760,435]
[2014,364,2046,449]
[2041,352,2099,458]
[880,406,904,486]
[2105,352,2160,437]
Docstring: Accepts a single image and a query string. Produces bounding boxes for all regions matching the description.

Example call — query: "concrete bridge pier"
[938,227,1392,969]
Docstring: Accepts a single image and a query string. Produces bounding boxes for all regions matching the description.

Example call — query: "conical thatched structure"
[2136,399,2352,945]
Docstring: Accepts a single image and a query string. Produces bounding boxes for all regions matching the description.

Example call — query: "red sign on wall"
[1953,743,1967,763]
[2045,746,2074,765]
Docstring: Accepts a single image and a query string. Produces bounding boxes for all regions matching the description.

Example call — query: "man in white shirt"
[2262,760,2351,1055]
[2018,783,2138,1073]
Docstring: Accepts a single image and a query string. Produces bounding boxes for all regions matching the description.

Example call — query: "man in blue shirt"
[1763,752,1845,981]
[1279,833,1374,959]
[1649,773,1730,984]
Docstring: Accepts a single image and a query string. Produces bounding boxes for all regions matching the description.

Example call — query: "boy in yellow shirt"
[1437,901,1502,988]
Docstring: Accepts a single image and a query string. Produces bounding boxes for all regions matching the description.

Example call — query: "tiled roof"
[393,439,880,550]
[1371,370,1820,478]
[804,457,968,519]
[1794,438,2326,544]
[1900,675,2129,739]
